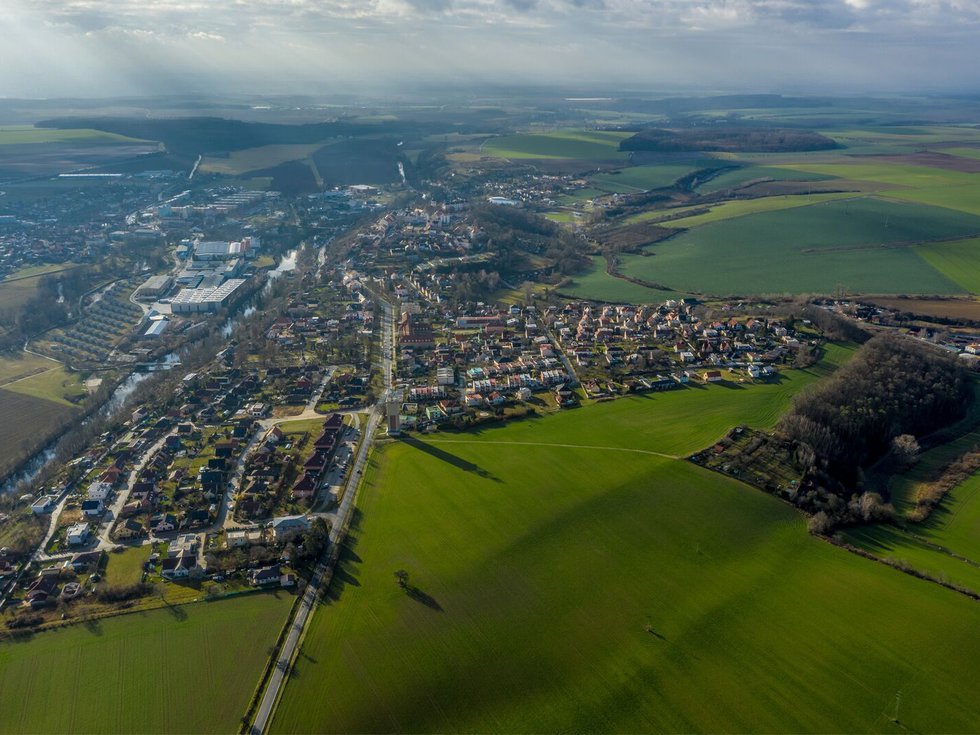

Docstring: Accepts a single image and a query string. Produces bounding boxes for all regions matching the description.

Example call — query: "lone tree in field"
[394,569,409,589]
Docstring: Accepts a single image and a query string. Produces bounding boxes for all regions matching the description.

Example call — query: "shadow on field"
[406,585,443,612]
[400,435,501,482]
[161,598,188,621]
[717,380,746,390]
[83,617,103,636]
[322,527,363,606]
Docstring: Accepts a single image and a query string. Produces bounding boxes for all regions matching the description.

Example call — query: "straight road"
[250,301,395,733]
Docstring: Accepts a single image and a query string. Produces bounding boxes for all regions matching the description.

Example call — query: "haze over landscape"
[3,0,980,97]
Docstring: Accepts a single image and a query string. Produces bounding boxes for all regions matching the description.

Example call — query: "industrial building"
[170,279,247,314]
[135,275,172,301]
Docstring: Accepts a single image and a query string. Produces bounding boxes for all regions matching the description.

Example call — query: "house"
[291,473,318,501]
[31,495,58,514]
[269,514,310,541]
[87,481,112,501]
[702,370,723,383]
[248,564,281,586]
[152,513,178,533]
[160,552,197,579]
[67,551,102,572]
[167,533,199,558]
[66,522,91,546]
[116,518,145,540]
[81,499,104,517]
[227,528,264,548]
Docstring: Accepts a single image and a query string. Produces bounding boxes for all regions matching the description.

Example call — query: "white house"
[31,495,58,515]
[87,481,112,501]
[66,522,91,546]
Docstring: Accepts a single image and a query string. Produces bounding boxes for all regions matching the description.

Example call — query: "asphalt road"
[250,300,395,733]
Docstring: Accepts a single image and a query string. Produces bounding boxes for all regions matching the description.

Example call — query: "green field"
[916,237,980,293]
[696,165,835,193]
[482,130,629,161]
[0,592,294,734]
[619,197,978,296]
[916,470,980,563]
[589,162,710,193]
[272,352,978,733]
[560,258,685,304]
[2,366,86,406]
[104,546,152,587]
[0,125,146,146]
[0,354,57,385]
[633,192,858,228]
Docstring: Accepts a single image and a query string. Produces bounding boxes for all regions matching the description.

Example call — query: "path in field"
[425,438,680,460]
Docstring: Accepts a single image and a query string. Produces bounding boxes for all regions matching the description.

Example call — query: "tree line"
[780,334,971,485]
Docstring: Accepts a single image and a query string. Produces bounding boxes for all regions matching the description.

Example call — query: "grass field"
[631,192,858,228]
[0,353,57,385]
[619,197,977,296]
[0,592,294,734]
[559,258,685,304]
[2,366,86,406]
[271,350,978,733]
[696,165,836,193]
[0,125,146,146]
[103,546,152,587]
[482,130,629,161]
[0,273,49,320]
[588,162,710,193]
[915,237,980,293]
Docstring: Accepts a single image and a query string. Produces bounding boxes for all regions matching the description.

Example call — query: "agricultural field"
[696,165,835,193]
[867,296,980,322]
[0,125,147,146]
[631,192,858,228]
[199,143,325,176]
[618,197,979,296]
[272,348,977,734]
[0,390,77,480]
[0,592,294,734]
[559,258,686,304]
[914,237,980,294]
[0,125,157,180]
[481,130,629,161]
[588,162,710,193]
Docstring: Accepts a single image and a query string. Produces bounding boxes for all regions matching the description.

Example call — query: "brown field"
[860,152,980,173]
[868,296,980,321]
[734,180,878,197]
[594,221,677,250]
[0,389,77,480]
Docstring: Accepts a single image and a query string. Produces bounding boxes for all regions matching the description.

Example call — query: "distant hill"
[620,127,839,154]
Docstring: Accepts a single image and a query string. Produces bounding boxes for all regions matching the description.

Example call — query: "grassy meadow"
[0,592,294,734]
[559,258,686,304]
[271,349,978,733]
[482,130,629,161]
[618,197,976,296]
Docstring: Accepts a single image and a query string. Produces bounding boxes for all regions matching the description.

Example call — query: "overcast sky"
[2,0,979,98]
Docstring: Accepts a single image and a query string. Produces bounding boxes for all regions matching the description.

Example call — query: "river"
[2,246,304,494]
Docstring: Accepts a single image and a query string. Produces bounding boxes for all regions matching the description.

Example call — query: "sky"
[1,0,979,98]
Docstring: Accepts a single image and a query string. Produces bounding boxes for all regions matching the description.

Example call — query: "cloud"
[0,0,979,97]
